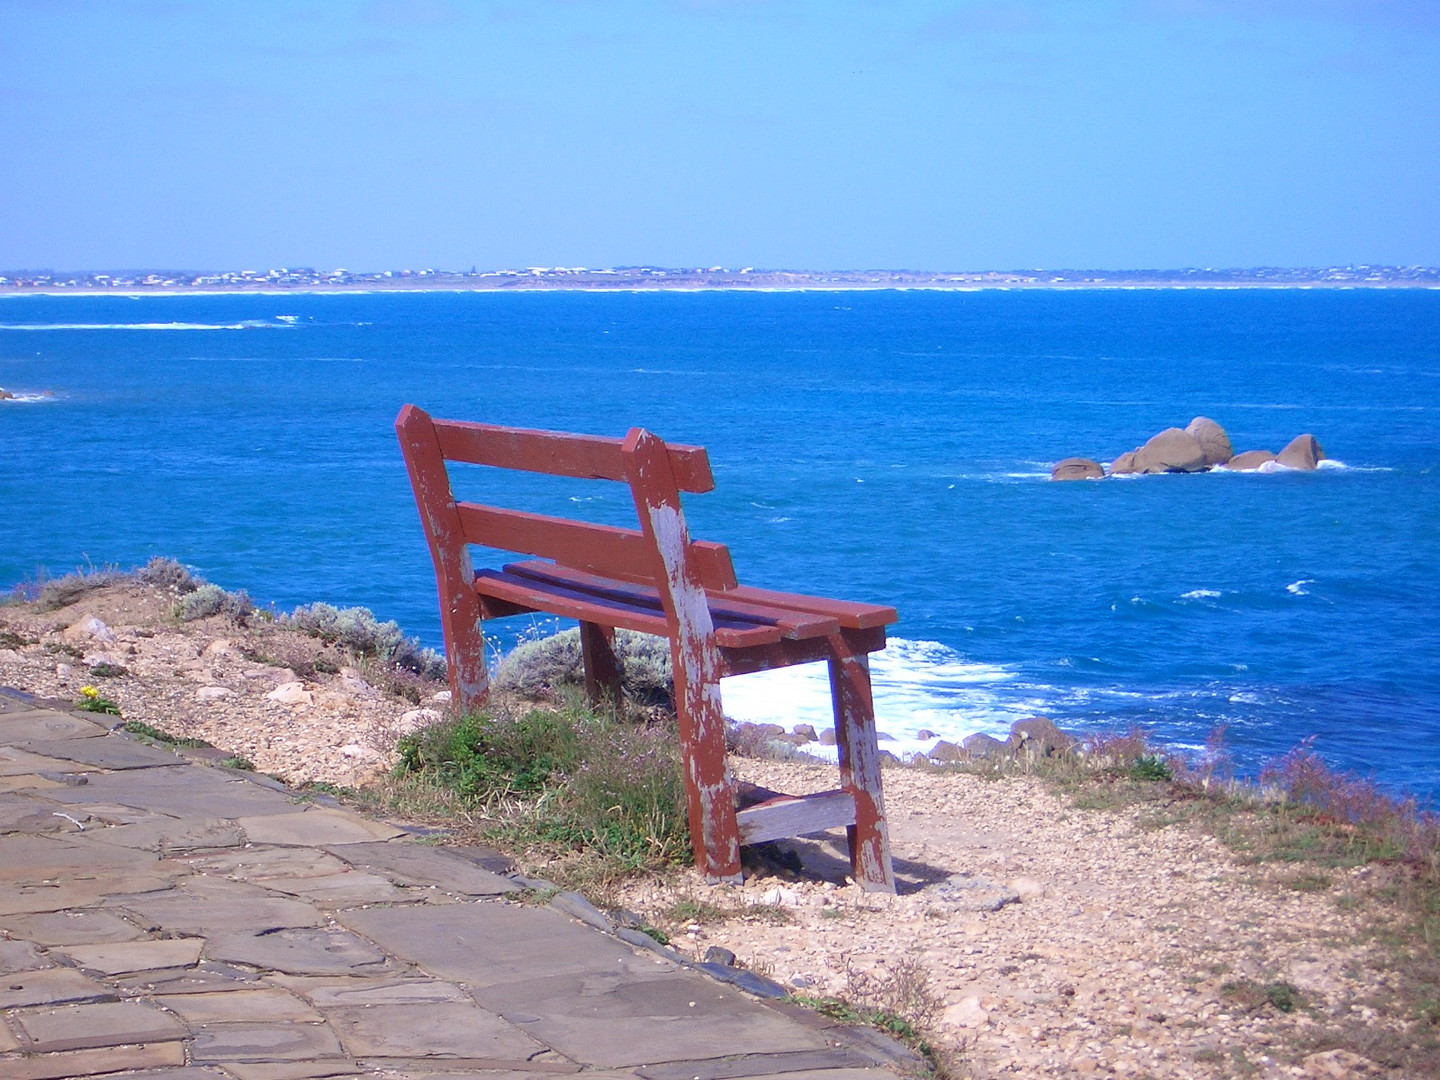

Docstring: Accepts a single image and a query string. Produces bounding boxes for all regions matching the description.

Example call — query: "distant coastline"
[2,264,1439,295]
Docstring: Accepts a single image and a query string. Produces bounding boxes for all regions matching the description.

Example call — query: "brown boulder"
[1276,433,1325,470]
[1134,427,1208,473]
[1224,449,1276,471]
[1050,457,1105,481]
[1008,716,1076,756]
[1184,416,1233,466]
[1109,450,1140,475]
[962,733,1010,759]
[927,739,965,763]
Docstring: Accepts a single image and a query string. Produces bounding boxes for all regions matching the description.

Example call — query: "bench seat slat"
[472,569,785,648]
[433,418,716,492]
[721,585,897,629]
[504,561,842,639]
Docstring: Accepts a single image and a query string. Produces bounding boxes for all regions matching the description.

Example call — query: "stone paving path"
[0,689,919,1080]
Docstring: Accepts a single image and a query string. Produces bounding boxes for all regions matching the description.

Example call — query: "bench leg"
[579,622,623,712]
[674,651,743,885]
[829,645,896,893]
[442,585,489,714]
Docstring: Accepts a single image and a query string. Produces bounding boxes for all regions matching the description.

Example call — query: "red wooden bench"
[396,404,897,891]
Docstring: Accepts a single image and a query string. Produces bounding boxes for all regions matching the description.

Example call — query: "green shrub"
[175,583,254,622]
[1130,754,1174,782]
[495,628,673,706]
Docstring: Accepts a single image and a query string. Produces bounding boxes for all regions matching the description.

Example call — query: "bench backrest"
[395,404,739,594]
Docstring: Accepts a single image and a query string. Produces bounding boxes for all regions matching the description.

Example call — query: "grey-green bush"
[495,628,673,706]
[283,602,446,679]
[175,583,254,622]
[136,556,200,594]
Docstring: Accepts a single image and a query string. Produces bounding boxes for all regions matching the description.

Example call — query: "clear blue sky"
[2,0,1437,272]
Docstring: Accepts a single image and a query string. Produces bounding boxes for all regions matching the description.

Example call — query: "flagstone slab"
[265,973,473,1007]
[55,936,205,974]
[206,927,392,975]
[0,833,159,877]
[21,736,188,770]
[636,1049,890,1080]
[190,1021,347,1063]
[257,869,412,906]
[0,1020,19,1053]
[239,807,406,847]
[0,794,88,834]
[0,938,51,973]
[338,903,666,990]
[109,1070,235,1080]
[45,766,308,819]
[0,711,110,743]
[0,869,180,916]
[0,746,102,776]
[0,1039,186,1079]
[219,1063,365,1080]
[467,970,829,1069]
[186,846,355,880]
[0,773,69,792]
[325,840,520,897]
[324,1001,549,1060]
[11,999,187,1052]
[86,815,246,853]
[117,961,262,996]
[115,878,326,933]
[155,987,324,1023]
[0,908,147,945]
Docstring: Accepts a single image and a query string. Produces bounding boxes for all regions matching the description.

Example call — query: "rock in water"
[1134,427,1208,473]
[1185,416,1233,466]
[1050,457,1105,481]
[1008,716,1076,755]
[1276,433,1325,470]
[1224,449,1276,471]
[1109,450,1140,475]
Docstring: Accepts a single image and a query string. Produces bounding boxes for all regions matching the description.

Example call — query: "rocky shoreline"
[1052,417,1326,480]
[0,576,1426,1078]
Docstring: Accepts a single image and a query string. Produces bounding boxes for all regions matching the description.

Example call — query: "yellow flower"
[80,685,99,699]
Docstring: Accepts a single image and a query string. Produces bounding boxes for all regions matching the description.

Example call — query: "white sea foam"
[1286,579,1315,596]
[721,638,1032,763]
[1180,589,1222,600]
[0,391,57,404]
[0,321,285,331]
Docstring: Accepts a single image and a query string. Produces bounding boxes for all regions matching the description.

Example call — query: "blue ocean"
[2,289,1437,802]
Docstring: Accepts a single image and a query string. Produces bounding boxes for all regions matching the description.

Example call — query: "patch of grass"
[75,685,121,716]
[1285,872,1333,893]
[790,957,948,1075]
[1130,754,1174,782]
[22,564,127,611]
[87,661,129,678]
[219,755,256,771]
[121,720,212,749]
[391,699,689,887]
[0,628,36,649]
[1221,978,1301,1014]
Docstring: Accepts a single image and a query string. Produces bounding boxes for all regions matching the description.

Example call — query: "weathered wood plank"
[471,570,784,646]
[395,405,490,711]
[624,427,742,884]
[580,622,623,711]
[432,417,716,492]
[504,561,838,638]
[736,790,857,845]
[722,585,896,629]
[829,642,895,893]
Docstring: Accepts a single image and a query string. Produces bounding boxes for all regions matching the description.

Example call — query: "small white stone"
[55,663,75,678]
[266,681,313,706]
[942,995,989,1028]
[196,686,234,702]
[430,689,453,704]
[202,638,234,658]
[340,743,380,760]
[398,707,442,733]
[0,648,22,663]
[63,615,115,644]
